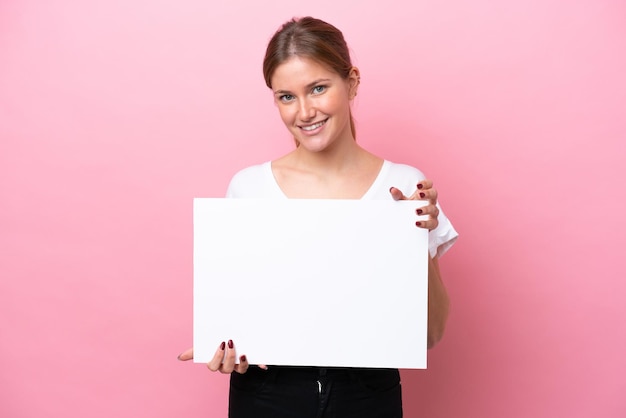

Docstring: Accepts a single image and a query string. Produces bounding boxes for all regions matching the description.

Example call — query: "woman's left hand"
[177,346,268,372]
[389,179,439,230]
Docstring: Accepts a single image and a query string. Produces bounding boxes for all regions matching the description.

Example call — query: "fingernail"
[419,192,425,198]
[220,341,226,350]
[416,209,423,215]
[228,340,234,349]
[417,183,423,189]
[416,221,422,227]
[240,355,247,363]
[389,187,394,193]
[177,353,183,361]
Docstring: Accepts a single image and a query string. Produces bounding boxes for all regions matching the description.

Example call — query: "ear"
[348,66,360,100]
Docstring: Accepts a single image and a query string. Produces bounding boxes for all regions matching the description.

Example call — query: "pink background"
[1,0,625,417]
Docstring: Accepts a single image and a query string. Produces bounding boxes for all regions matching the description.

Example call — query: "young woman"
[179,16,458,417]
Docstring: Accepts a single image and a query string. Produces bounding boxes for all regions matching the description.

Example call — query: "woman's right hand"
[177,341,267,374]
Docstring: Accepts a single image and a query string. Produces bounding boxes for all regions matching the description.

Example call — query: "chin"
[298,138,334,152]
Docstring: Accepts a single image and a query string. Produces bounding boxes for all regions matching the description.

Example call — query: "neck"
[292,135,366,173]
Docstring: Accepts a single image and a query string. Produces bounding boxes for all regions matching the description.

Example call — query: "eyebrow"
[273,78,332,95]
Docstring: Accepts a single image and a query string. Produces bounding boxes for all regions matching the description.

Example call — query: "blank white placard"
[193,198,429,369]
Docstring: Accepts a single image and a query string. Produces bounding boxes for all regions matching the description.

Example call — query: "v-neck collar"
[265,160,390,200]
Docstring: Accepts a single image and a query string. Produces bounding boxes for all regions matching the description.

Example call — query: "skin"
[178,56,449,371]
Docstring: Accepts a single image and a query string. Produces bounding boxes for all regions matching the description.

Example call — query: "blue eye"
[312,85,326,94]
[279,94,294,103]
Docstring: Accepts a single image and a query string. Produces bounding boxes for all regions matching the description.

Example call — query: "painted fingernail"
[240,355,247,363]
[417,183,423,189]
[416,221,422,227]
[220,341,226,350]
[416,209,423,215]
[419,192,425,198]
[228,339,234,349]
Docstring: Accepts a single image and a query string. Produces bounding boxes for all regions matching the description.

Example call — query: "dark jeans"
[228,366,402,418]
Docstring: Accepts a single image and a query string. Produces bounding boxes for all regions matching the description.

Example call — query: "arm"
[427,255,449,349]
[390,180,450,349]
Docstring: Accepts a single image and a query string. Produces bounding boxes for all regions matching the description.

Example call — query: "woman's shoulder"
[226,162,271,198]
[226,161,287,198]
[380,160,427,191]
[384,160,427,179]
[230,162,269,181]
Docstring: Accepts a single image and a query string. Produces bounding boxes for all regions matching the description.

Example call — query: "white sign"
[193,198,429,369]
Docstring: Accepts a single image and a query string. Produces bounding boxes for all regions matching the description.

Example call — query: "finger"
[430,188,438,205]
[416,204,439,220]
[415,217,439,231]
[416,179,433,191]
[234,355,249,374]
[392,185,434,201]
[417,188,438,204]
[415,203,440,231]
[389,187,407,201]
[207,341,226,372]
[177,347,194,361]
[220,339,237,374]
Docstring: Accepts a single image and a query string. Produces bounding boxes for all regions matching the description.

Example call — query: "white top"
[226,160,458,258]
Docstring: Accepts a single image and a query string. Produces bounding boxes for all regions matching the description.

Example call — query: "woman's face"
[270,56,359,152]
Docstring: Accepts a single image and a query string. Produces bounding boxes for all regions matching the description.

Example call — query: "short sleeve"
[428,204,458,258]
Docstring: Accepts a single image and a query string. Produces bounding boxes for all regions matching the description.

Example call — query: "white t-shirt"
[226,160,458,258]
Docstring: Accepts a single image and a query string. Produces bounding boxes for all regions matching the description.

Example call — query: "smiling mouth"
[300,119,328,131]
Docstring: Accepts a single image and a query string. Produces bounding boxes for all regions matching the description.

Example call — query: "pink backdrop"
[1,0,625,417]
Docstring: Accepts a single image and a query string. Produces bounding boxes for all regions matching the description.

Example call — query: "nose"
[298,97,315,121]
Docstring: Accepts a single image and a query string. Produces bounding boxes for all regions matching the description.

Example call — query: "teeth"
[302,120,326,131]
